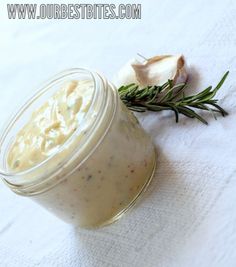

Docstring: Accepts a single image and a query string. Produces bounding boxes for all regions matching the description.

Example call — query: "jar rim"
[0,68,116,183]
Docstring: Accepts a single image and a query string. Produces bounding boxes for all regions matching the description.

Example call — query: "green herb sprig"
[118,71,229,125]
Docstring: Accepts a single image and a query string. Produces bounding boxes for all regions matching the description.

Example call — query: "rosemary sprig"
[118,72,229,125]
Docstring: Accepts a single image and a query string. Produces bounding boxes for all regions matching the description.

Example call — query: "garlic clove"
[113,58,139,87]
[113,54,188,87]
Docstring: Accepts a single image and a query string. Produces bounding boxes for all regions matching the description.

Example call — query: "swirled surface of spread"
[7,80,94,172]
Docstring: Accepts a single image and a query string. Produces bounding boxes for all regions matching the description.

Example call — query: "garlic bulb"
[113,54,188,87]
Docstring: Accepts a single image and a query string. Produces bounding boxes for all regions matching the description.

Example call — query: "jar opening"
[0,68,115,186]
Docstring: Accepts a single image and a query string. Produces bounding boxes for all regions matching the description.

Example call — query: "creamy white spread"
[8,80,94,172]
[7,76,156,227]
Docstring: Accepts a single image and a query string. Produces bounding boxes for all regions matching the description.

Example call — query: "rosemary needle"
[118,72,229,125]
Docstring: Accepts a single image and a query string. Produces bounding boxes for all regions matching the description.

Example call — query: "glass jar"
[0,68,156,228]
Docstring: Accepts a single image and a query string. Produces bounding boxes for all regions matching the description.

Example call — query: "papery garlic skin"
[114,55,188,87]
[113,59,139,87]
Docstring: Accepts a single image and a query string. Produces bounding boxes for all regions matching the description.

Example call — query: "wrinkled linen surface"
[0,0,236,266]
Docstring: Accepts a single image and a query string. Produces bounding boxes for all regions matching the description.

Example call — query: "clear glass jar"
[0,68,156,228]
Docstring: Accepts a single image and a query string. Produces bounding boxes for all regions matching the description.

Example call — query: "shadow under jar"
[0,68,156,228]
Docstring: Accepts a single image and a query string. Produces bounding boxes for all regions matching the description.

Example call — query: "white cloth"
[0,0,236,266]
